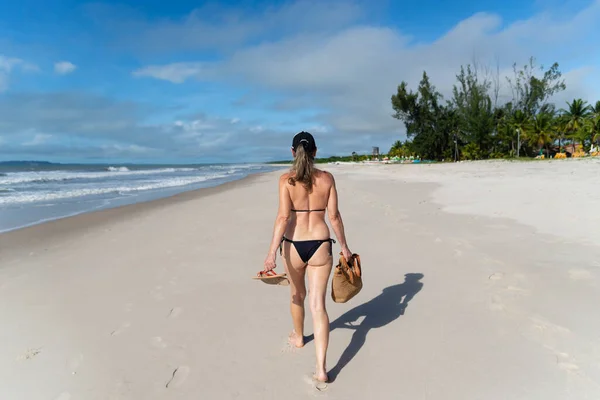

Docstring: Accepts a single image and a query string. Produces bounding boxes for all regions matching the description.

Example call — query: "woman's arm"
[326,173,352,260]
[264,175,292,270]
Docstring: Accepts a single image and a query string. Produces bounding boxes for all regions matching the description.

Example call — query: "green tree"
[506,57,566,117]
[388,141,405,157]
[589,118,600,147]
[451,64,495,157]
[588,101,600,147]
[391,72,451,160]
[390,57,567,161]
[442,108,462,161]
[510,110,531,157]
[528,113,555,157]
[494,102,517,156]
[561,99,592,150]
[553,114,569,154]
[590,100,600,117]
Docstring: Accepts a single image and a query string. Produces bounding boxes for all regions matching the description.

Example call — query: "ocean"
[0,162,281,233]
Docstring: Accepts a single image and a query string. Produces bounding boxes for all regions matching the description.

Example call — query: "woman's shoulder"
[314,168,334,179]
[278,172,292,184]
[277,169,334,186]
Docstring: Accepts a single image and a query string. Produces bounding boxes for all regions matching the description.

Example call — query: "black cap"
[292,131,316,152]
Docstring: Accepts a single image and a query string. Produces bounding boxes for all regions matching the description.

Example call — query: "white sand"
[1,159,599,399]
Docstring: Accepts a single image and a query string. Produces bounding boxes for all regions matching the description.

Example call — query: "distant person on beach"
[262,131,353,384]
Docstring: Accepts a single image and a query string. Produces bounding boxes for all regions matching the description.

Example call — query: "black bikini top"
[291,208,326,212]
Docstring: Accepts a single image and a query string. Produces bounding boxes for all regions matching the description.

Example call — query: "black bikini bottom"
[280,236,336,263]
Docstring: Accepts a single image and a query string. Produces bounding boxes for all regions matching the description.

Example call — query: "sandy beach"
[1,159,600,399]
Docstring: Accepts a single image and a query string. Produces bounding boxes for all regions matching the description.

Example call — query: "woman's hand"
[341,246,353,262]
[263,253,277,272]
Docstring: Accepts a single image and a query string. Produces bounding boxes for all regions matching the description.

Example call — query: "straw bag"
[331,253,362,303]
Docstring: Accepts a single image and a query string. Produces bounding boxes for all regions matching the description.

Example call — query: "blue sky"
[1,0,599,163]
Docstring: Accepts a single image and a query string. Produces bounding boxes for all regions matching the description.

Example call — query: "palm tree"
[589,100,600,116]
[495,104,517,156]
[510,109,531,157]
[586,116,600,149]
[561,99,592,152]
[529,113,555,157]
[389,141,401,156]
[553,115,569,154]
[589,101,600,148]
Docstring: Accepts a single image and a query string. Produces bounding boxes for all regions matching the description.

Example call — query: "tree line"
[389,57,600,161]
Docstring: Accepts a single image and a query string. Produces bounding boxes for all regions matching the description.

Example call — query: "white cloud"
[87,0,369,54]
[100,143,155,155]
[0,55,38,92]
[23,133,53,146]
[0,56,38,73]
[6,1,600,162]
[54,61,77,75]
[309,125,330,134]
[0,90,287,161]
[133,62,203,83]
[133,0,600,154]
[175,119,216,134]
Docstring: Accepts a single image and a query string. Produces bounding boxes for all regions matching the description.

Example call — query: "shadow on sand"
[305,273,424,382]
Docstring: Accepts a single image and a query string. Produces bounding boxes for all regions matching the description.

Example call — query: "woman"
[262,131,353,384]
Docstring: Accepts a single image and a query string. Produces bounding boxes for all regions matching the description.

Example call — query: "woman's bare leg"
[307,245,334,381]
[282,242,307,347]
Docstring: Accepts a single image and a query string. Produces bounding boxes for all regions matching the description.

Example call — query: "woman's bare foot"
[313,370,329,391]
[313,370,328,382]
[288,330,304,348]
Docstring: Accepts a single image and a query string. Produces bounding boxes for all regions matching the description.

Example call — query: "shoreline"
[0,163,284,235]
[0,169,285,257]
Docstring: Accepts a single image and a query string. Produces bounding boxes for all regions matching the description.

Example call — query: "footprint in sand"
[167,307,183,318]
[530,316,571,335]
[568,268,593,281]
[556,352,580,373]
[53,392,71,400]
[525,316,571,355]
[110,322,131,336]
[151,336,168,349]
[124,303,134,313]
[302,374,328,392]
[166,365,190,389]
[489,272,504,281]
[17,347,42,361]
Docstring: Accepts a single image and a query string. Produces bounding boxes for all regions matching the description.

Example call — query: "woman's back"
[284,169,333,241]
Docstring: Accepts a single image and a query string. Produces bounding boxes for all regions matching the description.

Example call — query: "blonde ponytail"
[288,144,315,192]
